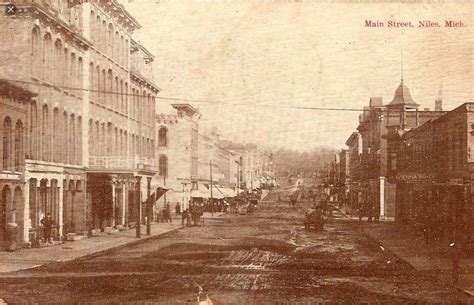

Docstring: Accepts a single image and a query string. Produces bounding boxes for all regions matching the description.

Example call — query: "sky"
[120,0,473,151]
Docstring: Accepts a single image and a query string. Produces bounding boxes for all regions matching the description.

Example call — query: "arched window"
[100,123,105,156]
[41,104,49,161]
[159,155,168,177]
[88,119,93,156]
[101,69,106,104]
[108,23,113,55]
[96,65,100,102]
[114,76,119,109]
[63,48,69,87]
[90,10,95,42]
[114,127,118,155]
[119,79,124,112]
[3,117,12,170]
[77,57,83,90]
[158,127,168,147]
[28,100,38,159]
[53,40,62,85]
[115,31,119,60]
[62,111,68,163]
[147,93,151,123]
[77,116,82,164]
[70,52,76,87]
[69,114,75,163]
[94,121,100,155]
[146,138,150,158]
[124,131,128,156]
[89,62,94,101]
[52,108,59,162]
[102,20,107,51]
[124,82,128,113]
[31,27,40,77]
[120,35,124,65]
[107,123,112,156]
[107,69,113,107]
[119,129,123,156]
[14,120,23,171]
[43,34,52,82]
[125,39,129,64]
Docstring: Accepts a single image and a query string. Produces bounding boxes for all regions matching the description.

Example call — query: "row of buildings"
[329,79,473,244]
[0,0,274,250]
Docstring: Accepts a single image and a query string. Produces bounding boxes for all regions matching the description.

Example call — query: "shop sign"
[396,173,438,181]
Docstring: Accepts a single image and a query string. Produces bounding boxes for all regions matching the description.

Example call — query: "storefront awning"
[215,186,236,198]
[210,185,224,199]
[141,176,168,202]
[191,183,211,198]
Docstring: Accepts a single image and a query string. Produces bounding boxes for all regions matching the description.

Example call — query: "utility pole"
[210,160,213,216]
[135,176,142,238]
[237,161,240,196]
[146,177,151,236]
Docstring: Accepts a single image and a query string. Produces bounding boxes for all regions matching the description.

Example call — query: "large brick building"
[395,103,474,244]
[0,0,158,248]
[350,81,445,220]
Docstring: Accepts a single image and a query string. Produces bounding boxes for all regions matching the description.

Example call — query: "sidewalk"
[0,222,181,273]
[336,207,474,297]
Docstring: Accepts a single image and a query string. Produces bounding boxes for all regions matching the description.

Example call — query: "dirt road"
[0,191,471,304]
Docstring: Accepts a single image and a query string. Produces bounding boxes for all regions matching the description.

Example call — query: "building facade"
[395,103,474,244]
[156,104,200,212]
[0,0,159,248]
[354,82,445,220]
[0,80,35,249]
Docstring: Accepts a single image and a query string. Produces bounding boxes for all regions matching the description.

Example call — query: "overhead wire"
[1,77,367,112]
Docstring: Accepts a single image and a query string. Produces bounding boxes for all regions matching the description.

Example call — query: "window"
[159,155,168,177]
[52,108,59,162]
[43,34,52,82]
[31,27,40,77]
[41,104,49,161]
[14,121,23,171]
[3,117,12,170]
[158,127,168,147]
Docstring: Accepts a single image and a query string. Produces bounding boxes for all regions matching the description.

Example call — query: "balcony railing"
[89,156,155,171]
[89,156,135,170]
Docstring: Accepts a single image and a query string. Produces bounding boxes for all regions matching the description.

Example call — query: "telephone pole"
[210,160,214,216]
[135,176,142,238]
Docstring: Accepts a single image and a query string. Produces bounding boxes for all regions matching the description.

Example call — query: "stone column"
[23,178,31,243]
[111,175,117,227]
[121,181,126,225]
[58,179,64,239]
[379,176,385,220]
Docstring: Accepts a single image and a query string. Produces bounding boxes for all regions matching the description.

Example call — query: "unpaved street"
[0,191,471,304]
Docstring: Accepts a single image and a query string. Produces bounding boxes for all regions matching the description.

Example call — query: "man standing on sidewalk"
[181,209,188,226]
[175,202,181,216]
[40,213,54,245]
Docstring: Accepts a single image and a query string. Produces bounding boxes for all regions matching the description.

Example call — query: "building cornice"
[10,3,92,50]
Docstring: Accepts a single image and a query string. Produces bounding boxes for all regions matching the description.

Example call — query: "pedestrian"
[181,209,188,226]
[165,203,172,223]
[175,202,181,216]
[40,213,54,244]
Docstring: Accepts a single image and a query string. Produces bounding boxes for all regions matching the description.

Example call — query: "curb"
[9,225,184,273]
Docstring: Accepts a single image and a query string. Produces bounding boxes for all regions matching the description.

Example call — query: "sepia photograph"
[0,0,472,304]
